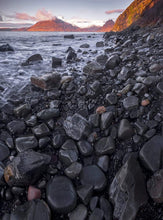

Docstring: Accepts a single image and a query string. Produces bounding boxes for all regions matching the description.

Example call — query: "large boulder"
[109,155,148,220]
[0,44,14,52]
[105,54,121,70]
[22,54,43,66]
[4,150,51,186]
[46,176,77,213]
[83,62,103,75]
[63,113,91,141]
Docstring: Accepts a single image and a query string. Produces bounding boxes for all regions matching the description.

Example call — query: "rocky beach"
[0,23,163,220]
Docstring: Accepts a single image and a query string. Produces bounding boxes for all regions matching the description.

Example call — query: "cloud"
[105,9,124,15]
[65,17,105,28]
[35,8,56,21]
[15,13,36,21]
[0,16,3,21]
[0,22,33,28]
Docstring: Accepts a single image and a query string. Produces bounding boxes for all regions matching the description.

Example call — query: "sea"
[0,31,114,105]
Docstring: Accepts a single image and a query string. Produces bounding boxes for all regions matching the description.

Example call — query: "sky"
[0,0,133,28]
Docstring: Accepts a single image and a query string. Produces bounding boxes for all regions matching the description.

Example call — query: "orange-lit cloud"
[7,9,56,22]
[105,9,124,14]
[35,8,56,21]
[15,13,36,21]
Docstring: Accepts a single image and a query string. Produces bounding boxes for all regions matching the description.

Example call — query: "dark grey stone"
[135,121,148,136]
[65,162,82,179]
[63,113,91,141]
[97,155,109,172]
[37,108,59,120]
[52,57,62,68]
[118,67,130,81]
[123,96,139,110]
[68,204,87,220]
[105,94,117,105]
[77,185,93,205]
[32,123,50,138]
[26,115,37,127]
[83,62,103,75]
[46,176,77,213]
[109,155,148,220]
[132,83,147,95]
[89,208,104,220]
[14,104,31,117]
[100,112,113,130]
[80,43,90,48]
[95,136,115,155]
[77,140,93,156]
[100,197,113,220]
[39,137,50,148]
[96,54,108,66]
[52,134,65,149]
[139,135,163,172]
[67,50,77,63]
[2,200,51,220]
[105,54,121,70]
[7,120,26,135]
[4,150,51,186]
[80,165,107,191]
[0,44,14,52]
[156,82,163,95]
[15,136,38,152]
[64,35,74,39]
[89,114,100,128]
[59,139,78,166]
[147,169,163,203]
[0,141,10,161]
[118,119,134,140]
[96,41,104,47]
[90,196,98,211]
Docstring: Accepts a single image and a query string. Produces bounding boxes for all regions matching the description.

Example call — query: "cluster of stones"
[0,25,163,220]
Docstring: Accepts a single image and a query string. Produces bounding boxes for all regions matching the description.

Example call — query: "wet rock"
[89,208,104,220]
[27,186,41,201]
[80,43,90,48]
[77,185,93,205]
[77,140,93,156]
[46,176,77,213]
[0,43,14,52]
[149,63,163,73]
[65,162,82,179]
[0,141,10,161]
[96,41,104,47]
[78,86,87,95]
[135,121,148,136]
[2,200,51,220]
[95,136,115,155]
[109,155,148,220]
[90,80,101,93]
[105,54,121,70]
[97,155,109,172]
[118,119,134,140]
[100,112,113,130]
[96,54,108,66]
[133,83,147,95]
[100,197,112,220]
[118,67,130,81]
[15,136,38,152]
[52,134,65,149]
[123,96,139,110]
[143,76,157,86]
[64,34,74,39]
[14,104,31,117]
[4,150,51,186]
[37,108,59,120]
[22,54,43,66]
[52,57,62,68]
[156,82,163,94]
[0,162,4,181]
[89,113,100,128]
[139,135,163,172]
[66,46,75,53]
[68,204,87,220]
[26,115,37,127]
[80,165,107,191]
[105,93,117,105]
[90,196,98,211]
[32,123,50,138]
[63,113,91,141]
[147,169,163,203]
[67,50,77,63]
[39,137,50,148]
[7,120,26,135]
[59,139,78,166]
[31,73,61,90]
[83,61,103,75]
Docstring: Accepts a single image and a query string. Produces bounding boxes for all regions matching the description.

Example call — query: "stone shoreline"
[0,25,163,220]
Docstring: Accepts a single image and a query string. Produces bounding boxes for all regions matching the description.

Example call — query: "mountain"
[99,20,114,32]
[81,25,101,32]
[113,0,163,32]
[27,18,80,32]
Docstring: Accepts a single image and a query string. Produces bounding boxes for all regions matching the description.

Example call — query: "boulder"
[15,136,38,152]
[105,54,121,70]
[4,150,51,186]
[109,155,148,220]
[31,73,61,90]
[52,57,62,68]
[0,44,14,52]
[83,62,103,75]
[46,176,77,213]
[118,119,134,140]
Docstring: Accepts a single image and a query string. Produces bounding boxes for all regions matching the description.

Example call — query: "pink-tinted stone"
[96,106,106,114]
[27,186,41,201]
